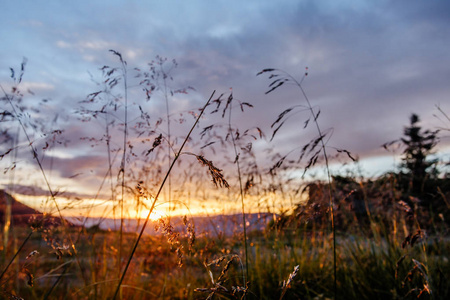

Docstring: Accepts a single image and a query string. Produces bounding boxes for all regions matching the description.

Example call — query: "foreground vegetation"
[1,53,449,299]
[1,213,449,299]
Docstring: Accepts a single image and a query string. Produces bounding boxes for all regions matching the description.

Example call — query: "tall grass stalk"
[109,50,129,280]
[104,94,118,229]
[0,227,32,282]
[112,90,216,299]
[294,74,337,298]
[258,68,337,297]
[161,61,173,220]
[2,127,18,261]
[75,68,120,239]
[226,94,249,285]
[161,61,173,299]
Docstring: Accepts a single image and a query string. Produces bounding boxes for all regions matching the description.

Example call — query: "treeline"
[277,113,450,234]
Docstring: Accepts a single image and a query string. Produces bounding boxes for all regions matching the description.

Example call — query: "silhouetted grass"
[1,54,449,300]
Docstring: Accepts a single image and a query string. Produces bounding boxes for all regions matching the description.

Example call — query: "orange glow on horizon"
[141,209,165,221]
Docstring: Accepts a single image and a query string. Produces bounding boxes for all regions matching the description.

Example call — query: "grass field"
[1,215,449,299]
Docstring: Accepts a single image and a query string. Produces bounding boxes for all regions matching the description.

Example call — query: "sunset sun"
[143,209,164,221]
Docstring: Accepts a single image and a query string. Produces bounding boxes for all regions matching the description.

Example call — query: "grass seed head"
[195,155,229,188]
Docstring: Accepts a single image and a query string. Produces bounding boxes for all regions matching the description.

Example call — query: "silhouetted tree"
[401,113,439,194]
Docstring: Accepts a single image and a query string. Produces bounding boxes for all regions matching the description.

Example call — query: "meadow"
[1,52,449,299]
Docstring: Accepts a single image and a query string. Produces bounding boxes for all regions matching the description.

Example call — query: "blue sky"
[1,1,450,215]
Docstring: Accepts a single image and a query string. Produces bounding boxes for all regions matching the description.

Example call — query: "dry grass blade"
[401,230,425,249]
[182,215,196,252]
[155,217,184,266]
[216,256,236,283]
[109,49,126,66]
[271,108,293,129]
[402,259,432,298]
[25,250,39,260]
[21,269,33,287]
[395,254,407,279]
[280,265,300,300]
[270,120,286,141]
[256,68,276,76]
[222,93,233,118]
[4,293,24,300]
[196,255,242,299]
[336,148,357,161]
[194,154,230,188]
[145,133,162,155]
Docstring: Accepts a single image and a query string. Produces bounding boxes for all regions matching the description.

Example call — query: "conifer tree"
[401,113,439,194]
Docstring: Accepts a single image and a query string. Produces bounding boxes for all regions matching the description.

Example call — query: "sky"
[1,0,450,218]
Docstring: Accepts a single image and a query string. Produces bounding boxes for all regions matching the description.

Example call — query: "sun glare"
[142,209,164,221]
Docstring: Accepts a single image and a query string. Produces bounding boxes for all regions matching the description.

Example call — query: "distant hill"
[66,212,277,237]
[0,190,42,226]
[0,190,68,227]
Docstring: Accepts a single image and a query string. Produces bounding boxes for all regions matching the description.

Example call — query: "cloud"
[38,152,106,179]
[56,39,116,52]
[1,0,450,198]
[10,183,102,200]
